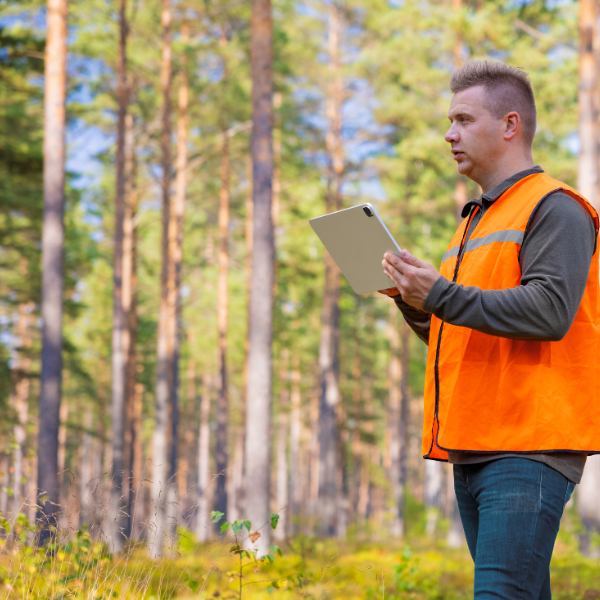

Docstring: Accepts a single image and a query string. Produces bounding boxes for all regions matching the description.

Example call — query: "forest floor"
[1,511,600,599]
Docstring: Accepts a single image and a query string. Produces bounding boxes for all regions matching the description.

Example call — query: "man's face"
[445,85,506,179]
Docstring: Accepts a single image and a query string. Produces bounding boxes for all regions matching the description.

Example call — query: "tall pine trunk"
[123,111,139,539]
[197,372,212,542]
[387,303,402,536]
[245,0,275,555]
[215,128,230,523]
[38,0,68,539]
[289,352,301,530]
[318,0,343,537]
[150,0,173,558]
[12,295,32,515]
[108,0,129,551]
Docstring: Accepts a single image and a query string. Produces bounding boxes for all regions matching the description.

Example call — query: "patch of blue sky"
[560,131,579,157]
[296,2,323,19]
[546,0,572,9]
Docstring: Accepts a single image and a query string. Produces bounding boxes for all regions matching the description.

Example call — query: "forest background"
[2,0,600,597]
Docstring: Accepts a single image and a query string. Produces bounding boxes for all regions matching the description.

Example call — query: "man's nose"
[445,124,459,144]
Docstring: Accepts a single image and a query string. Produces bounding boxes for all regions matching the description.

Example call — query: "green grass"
[1,515,600,599]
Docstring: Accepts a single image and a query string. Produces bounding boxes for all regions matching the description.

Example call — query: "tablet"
[309,203,402,295]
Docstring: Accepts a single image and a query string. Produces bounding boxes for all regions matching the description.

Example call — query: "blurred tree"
[245,0,275,555]
[38,0,68,540]
[108,0,129,552]
[151,0,173,559]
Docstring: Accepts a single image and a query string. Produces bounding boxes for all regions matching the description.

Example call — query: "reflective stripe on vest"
[422,172,600,461]
[441,229,525,262]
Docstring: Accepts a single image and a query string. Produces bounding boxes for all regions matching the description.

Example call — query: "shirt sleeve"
[392,294,431,345]
[423,191,596,341]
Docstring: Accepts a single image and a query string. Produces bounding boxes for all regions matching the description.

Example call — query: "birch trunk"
[245,0,274,556]
[108,0,129,553]
[215,129,230,523]
[318,0,343,537]
[150,0,173,558]
[397,320,410,537]
[79,410,93,527]
[197,373,212,542]
[38,0,68,540]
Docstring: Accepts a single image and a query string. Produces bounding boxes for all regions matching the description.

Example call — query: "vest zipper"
[433,208,478,423]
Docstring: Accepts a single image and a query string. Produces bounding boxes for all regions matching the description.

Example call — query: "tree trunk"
[215,128,230,524]
[164,21,189,540]
[245,0,274,556]
[150,0,173,558]
[123,111,138,539]
[38,0,68,540]
[57,401,68,520]
[13,295,33,516]
[274,353,289,541]
[578,0,599,209]
[397,320,410,536]
[108,0,129,553]
[79,410,93,528]
[387,303,402,536]
[308,380,320,520]
[318,0,344,538]
[575,0,600,557]
[289,353,301,530]
[197,372,212,542]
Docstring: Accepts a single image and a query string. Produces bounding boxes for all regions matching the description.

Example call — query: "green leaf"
[232,521,244,534]
[277,548,283,557]
[220,522,230,532]
[244,519,251,532]
[211,511,225,524]
[270,513,280,529]
[271,580,280,589]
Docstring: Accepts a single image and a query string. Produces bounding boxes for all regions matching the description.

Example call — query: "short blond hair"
[450,60,537,147]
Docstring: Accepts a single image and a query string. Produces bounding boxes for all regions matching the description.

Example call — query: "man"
[380,60,600,599]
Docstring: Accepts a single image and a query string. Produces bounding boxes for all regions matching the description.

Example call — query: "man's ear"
[504,111,520,141]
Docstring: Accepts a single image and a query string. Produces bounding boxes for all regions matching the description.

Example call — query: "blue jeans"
[454,458,575,600]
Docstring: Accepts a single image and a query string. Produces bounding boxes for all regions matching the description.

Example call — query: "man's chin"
[456,160,472,176]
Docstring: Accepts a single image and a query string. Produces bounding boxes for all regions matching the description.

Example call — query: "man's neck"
[475,155,535,194]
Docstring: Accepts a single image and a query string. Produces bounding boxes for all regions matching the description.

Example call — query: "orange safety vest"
[423,172,600,461]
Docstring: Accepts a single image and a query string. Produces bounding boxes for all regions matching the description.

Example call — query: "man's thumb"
[402,249,426,268]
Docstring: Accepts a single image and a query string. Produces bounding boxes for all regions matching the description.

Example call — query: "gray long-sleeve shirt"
[394,167,596,483]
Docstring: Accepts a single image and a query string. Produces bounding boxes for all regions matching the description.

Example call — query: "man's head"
[445,61,536,189]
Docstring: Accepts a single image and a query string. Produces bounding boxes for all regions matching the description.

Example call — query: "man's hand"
[380,250,442,310]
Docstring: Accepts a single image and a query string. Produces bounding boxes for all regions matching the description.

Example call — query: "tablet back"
[309,203,402,294]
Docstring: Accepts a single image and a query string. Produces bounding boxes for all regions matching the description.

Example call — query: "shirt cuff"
[423,276,452,314]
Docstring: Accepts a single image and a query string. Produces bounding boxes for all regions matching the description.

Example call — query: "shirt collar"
[460,166,544,219]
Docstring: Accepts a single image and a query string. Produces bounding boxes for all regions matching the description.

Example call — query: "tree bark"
[38,0,68,540]
[289,352,302,530]
[197,372,212,542]
[215,128,230,524]
[318,0,343,537]
[12,294,33,516]
[123,111,138,539]
[387,303,402,536]
[244,0,275,556]
[108,0,129,553]
[150,0,173,559]
[577,0,600,209]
